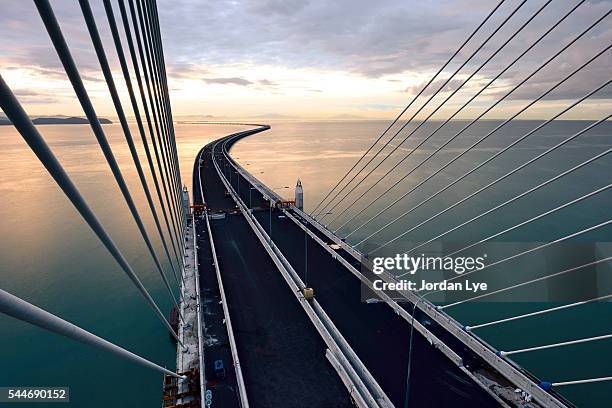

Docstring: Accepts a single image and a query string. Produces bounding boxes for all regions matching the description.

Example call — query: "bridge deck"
[193,214,241,407]
[216,137,501,407]
[193,143,352,407]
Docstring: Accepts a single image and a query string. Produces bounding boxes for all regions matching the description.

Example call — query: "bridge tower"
[295,179,304,210]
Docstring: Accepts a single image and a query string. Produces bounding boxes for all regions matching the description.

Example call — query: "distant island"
[0,116,112,125]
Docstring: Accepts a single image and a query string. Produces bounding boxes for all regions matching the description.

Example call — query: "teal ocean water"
[233,119,612,407]
[0,120,610,407]
[0,123,247,407]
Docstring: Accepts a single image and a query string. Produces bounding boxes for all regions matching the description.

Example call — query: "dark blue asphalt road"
[193,140,352,408]
[216,131,502,408]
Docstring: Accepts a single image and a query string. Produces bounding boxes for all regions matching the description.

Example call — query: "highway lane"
[194,213,241,408]
[219,135,501,407]
[192,145,241,408]
[193,143,352,408]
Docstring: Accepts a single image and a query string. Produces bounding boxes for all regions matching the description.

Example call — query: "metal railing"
[197,145,250,408]
[211,133,393,408]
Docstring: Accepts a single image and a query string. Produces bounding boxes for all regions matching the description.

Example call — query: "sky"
[0,0,611,120]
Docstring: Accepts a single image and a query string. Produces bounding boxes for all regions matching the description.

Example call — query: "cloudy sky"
[1,0,610,120]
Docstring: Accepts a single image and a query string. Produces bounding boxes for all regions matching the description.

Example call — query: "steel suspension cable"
[441,182,611,259]
[413,218,612,294]
[148,0,183,214]
[146,0,184,231]
[0,288,184,379]
[402,218,612,345]
[314,0,523,219]
[136,0,180,229]
[136,0,184,246]
[79,0,181,308]
[350,80,609,248]
[124,0,184,259]
[333,0,584,231]
[37,0,185,297]
[387,115,612,256]
[147,2,183,226]
[551,376,612,388]
[159,53,185,232]
[500,332,612,356]
[139,0,182,233]
[472,292,612,330]
[439,256,612,310]
[430,182,612,290]
[150,1,186,240]
[325,0,552,225]
[309,0,507,216]
[0,73,181,344]
[102,0,180,285]
[482,290,612,326]
[356,41,612,247]
[363,83,612,250]
[33,0,185,335]
[115,0,184,273]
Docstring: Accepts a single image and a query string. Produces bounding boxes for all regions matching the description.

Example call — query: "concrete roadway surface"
[193,143,352,408]
[193,213,241,408]
[218,135,501,408]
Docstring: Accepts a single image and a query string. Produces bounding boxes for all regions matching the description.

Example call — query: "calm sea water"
[0,120,610,407]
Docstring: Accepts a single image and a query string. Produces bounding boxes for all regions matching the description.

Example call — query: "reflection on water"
[0,120,610,406]
[0,122,249,407]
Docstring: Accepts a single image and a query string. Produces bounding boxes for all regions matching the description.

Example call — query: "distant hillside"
[328,114,366,120]
[0,116,112,125]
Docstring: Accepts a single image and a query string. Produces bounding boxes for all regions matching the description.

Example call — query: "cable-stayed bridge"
[0,0,610,407]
